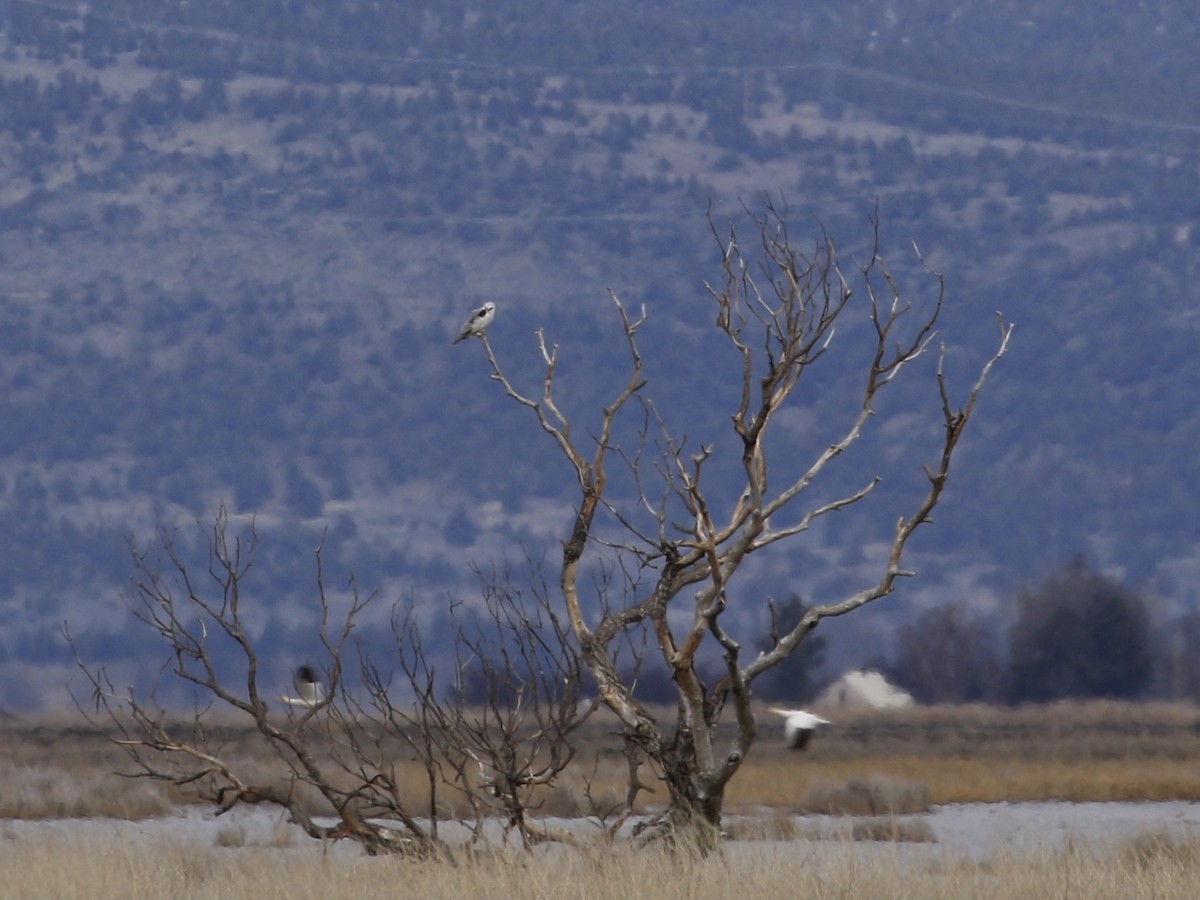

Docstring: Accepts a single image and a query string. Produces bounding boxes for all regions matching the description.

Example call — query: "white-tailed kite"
[279,665,325,709]
[452,301,496,344]
[768,707,830,750]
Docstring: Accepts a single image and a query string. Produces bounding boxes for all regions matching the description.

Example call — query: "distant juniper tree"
[753,596,828,703]
[1006,555,1152,703]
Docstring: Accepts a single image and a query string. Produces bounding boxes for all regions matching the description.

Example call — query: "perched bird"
[767,707,830,750]
[279,665,325,709]
[452,301,496,344]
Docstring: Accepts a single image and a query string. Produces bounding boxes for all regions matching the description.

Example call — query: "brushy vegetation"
[5,703,1200,896]
[3,700,1200,821]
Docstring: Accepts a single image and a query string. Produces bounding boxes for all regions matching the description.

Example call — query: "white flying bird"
[452,301,496,344]
[768,707,830,750]
[279,665,325,709]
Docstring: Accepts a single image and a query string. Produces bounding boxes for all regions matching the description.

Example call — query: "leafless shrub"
[214,824,246,847]
[802,775,931,816]
[0,760,172,820]
[722,811,799,841]
[67,513,611,857]
[850,816,936,843]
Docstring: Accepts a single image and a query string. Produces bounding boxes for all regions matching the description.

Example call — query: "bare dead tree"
[69,508,594,857]
[478,200,1012,850]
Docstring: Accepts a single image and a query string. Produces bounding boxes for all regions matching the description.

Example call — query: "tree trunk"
[657,732,725,855]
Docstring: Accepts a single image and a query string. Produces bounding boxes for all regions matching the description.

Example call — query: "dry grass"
[3,831,1200,900]
[725,753,1200,809]
[3,703,1199,896]
[849,816,936,843]
[723,700,1200,811]
[214,821,297,849]
[3,700,1200,820]
[0,760,172,820]
[724,811,934,845]
[723,809,801,841]
[799,774,932,815]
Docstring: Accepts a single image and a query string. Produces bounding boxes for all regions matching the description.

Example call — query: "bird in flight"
[452,301,496,344]
[767,707,830,750]
[279,665,325,709]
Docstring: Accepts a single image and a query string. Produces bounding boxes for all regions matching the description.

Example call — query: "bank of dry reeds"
[3,701,1200,820]
[725,700,1200,811]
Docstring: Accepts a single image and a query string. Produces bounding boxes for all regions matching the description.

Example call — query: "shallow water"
[928,800,1200,857]
[7,801,1200,859]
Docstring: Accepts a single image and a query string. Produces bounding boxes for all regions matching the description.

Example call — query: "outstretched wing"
[769,707,829,750]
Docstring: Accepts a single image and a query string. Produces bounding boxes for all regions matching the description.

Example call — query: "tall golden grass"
[725,700,1200,811]
[4,831,1200,900]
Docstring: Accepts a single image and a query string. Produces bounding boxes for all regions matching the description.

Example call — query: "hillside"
[1,0,1199,710]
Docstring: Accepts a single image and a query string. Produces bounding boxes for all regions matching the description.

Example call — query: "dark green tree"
[1006,555,1152,703]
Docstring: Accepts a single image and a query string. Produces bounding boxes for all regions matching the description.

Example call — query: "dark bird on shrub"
[452,301,496,344]
[768,707,830,749]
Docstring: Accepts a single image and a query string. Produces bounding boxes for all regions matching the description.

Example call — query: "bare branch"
[745,313,1014,683]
